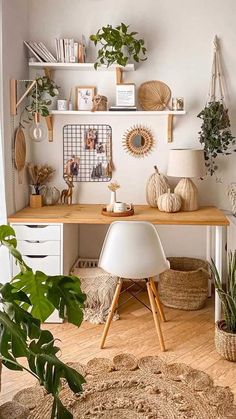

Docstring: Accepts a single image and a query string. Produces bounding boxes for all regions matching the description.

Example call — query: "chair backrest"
[98,221,169,279]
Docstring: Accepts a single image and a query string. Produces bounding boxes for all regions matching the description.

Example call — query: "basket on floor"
[159,257,210,310]
[215,320,236,362]
[71,258,119,324]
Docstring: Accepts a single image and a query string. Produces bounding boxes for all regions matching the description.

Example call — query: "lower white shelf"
[50,110,186,116]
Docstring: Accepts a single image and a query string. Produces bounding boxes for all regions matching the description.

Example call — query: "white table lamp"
[167,149,205,211]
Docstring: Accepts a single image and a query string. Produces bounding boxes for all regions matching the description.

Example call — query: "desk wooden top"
[8,204,229,226]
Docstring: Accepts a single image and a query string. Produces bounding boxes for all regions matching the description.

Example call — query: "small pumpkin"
[146,165,169,207]
[158,189,182,213]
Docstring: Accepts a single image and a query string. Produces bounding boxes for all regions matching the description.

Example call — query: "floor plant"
[0,224,86,418]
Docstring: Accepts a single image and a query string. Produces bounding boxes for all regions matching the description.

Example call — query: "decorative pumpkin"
[157,189,182,213]
[146,166,169,207]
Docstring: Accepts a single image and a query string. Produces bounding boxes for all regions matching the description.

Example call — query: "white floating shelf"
[50,110,186,116]
[29,62,135,71]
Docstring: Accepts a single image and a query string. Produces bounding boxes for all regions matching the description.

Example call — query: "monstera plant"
[0,225,86,418]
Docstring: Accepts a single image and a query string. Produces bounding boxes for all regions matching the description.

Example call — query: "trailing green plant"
[20,76,60,128]
[211,250,236,333]
[90,22,147,69]
[0,224,86,418]
[197,101,235,176]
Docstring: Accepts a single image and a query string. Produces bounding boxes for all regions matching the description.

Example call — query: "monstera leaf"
[12,270,55,321]
[0,224,30,272]
[47,275,86,326]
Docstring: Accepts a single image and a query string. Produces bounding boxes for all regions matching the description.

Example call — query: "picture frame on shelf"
[76,86,96,111]
[116,83,135,107]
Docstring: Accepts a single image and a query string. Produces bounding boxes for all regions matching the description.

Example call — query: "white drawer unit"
[13,255,61,276]
[17,240,61,256]
[12,224,61,241]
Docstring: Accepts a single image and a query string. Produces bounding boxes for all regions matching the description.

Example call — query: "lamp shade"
[167,149,206,178]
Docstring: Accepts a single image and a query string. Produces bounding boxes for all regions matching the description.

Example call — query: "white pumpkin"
[157,189,182,213]
[146,166,169,207]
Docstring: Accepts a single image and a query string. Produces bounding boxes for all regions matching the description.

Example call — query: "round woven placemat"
[1,353,235,419]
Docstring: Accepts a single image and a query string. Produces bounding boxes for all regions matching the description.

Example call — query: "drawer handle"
[25,240,47,244]
[26,255,48,259]
[26,225,48,229]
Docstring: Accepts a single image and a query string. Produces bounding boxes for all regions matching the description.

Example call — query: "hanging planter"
[197,36,235,176]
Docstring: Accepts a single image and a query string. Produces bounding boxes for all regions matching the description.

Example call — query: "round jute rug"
[1,354,235,418]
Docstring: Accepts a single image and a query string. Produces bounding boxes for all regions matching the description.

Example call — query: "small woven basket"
[215,320,236,362]
[159,257,210,310]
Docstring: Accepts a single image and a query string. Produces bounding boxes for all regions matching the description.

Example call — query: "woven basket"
[215,320,236,362]
[138,80,171,111]
[159,257,210,310]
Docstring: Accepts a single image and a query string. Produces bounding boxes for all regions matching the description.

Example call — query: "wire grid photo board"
[63,124,112,182]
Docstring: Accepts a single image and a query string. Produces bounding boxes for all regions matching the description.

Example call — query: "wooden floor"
[1,294,236,405]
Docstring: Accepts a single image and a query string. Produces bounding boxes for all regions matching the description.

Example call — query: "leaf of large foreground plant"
[0,311,28,369]
[12,270,55,322]
[47,275,86,326]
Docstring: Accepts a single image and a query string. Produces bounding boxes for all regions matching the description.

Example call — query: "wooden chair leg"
[100,278,123,349]
[150,278,166,322]
[146,279,166,352]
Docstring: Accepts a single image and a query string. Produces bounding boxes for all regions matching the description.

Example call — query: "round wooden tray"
[102,207,134,217]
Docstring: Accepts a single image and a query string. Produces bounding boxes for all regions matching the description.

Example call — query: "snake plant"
[0,225,86,418]
[211,250,236,333]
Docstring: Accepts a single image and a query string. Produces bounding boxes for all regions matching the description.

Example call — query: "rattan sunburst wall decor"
[122,125,155,158]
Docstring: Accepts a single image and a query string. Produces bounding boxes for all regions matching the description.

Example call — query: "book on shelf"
[24,41,57,63]
[109,106,137,111]
[55,38,86,63]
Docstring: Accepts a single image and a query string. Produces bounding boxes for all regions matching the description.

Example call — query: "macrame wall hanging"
[198,36,235,176]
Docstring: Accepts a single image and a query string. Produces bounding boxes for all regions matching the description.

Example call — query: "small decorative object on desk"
[61,174,74,205]
[146,165,170,207]
[157,189,182,213]
[92,95,108,112]
[172,97,184,111]
[27,162,55,208]
[42,186,60,206]
[107,181,120,212]
[228,183,236,216]
[102,205,134,217]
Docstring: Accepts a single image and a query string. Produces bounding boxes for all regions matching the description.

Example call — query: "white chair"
[98,221,170,351]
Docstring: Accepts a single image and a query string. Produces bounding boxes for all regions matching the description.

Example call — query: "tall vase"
[107,191,116,212]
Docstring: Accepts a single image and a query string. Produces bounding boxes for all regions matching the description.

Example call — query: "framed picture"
[76,86,96,111]
[116,83,135,107]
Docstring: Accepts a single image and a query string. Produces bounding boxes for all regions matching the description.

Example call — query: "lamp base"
[174,178,199,211]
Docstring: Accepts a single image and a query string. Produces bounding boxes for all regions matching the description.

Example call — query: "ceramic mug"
[113,202,132,213]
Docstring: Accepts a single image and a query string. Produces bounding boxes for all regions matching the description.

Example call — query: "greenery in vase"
[211,250,236,333]
[90,23,147,69]
[20,76,60,128]
[197,101,235,176]
[0,225,86,418]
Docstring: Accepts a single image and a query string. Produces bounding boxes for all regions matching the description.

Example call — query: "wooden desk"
[9,204,228,322]
[8,204,228,226]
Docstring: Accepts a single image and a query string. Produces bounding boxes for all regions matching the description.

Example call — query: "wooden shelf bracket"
[167,114,174,142]
[10,79,37,116]
[45,115,53,142]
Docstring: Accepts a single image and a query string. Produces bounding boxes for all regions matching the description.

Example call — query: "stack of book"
[24,41,57,63]
[55,38,86,63]
[109,106,137,111]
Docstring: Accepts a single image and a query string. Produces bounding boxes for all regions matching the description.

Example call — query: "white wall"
[27,1,236,258]
[2,0,29,216]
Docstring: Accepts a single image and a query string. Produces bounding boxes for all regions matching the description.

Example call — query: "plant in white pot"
[211,250,236,361]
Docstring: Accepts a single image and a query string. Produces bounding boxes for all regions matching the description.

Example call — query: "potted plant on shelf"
[90,22,147,69]
[0,224,86,418]
[211,250,236,361]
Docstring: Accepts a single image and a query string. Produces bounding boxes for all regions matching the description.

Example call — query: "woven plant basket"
[159,257,210,310]
[215,320,236,362]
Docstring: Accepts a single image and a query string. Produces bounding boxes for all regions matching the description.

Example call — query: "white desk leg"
[215,226,223,322]
[206,226,212,297]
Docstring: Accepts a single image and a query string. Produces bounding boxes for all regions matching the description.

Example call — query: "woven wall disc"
[138,80,171,111]
[123,125,155,158]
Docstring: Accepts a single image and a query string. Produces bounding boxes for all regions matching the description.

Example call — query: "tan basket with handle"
[159,257,210,310]
[215,320,236,362]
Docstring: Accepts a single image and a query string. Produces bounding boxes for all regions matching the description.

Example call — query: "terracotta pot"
[215,320,236,362]
[30,194,43,208]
